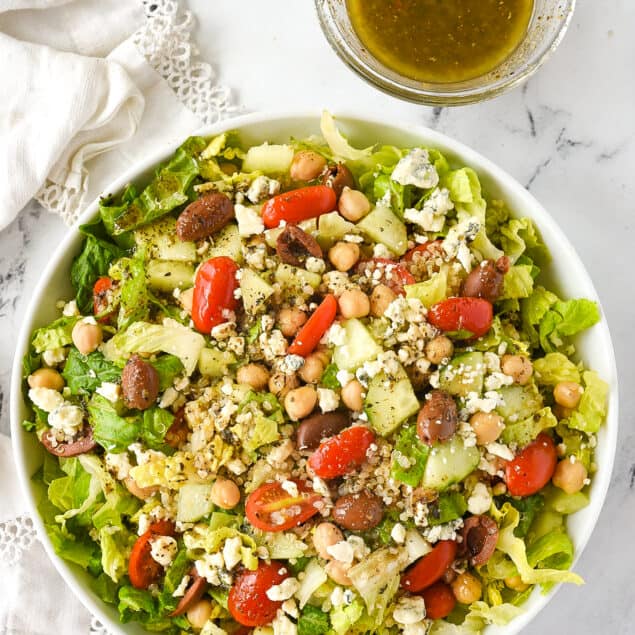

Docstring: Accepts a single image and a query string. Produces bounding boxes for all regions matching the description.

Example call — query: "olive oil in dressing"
[347,0,535,84]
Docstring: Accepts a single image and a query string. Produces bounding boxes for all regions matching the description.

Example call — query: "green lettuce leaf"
[62,348,121,395]
[330,598,365,635]
[88,394,140,452]
[500,264,534,300]
[539,299,601,353]
[499,217,549,265]
[32,316,78,353]
[320,110,374,161]
[533,353,581,385]
[295,559,327,608]
[391,424,429,487]
[501,407,558,447]
[567,370,609,433]
[150,354,184,391]
[100,526,132,583]
[405,268,448,307]
[428,491,467,526]
[141,407,175,451]
[158,548,190,615]
[110,254,150,331]
[467,601,524,626]
[506,494,544,538]
[320,362,341,390]
[555,424,593,470]
[298,604,330,635]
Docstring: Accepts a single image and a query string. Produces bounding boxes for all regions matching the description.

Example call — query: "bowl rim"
[10,110,619,635]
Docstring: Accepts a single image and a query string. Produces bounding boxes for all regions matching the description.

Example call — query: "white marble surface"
[1,0,634,632]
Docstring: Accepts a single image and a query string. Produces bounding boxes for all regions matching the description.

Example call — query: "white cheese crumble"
[392,595,426,625]
[391,523,407,544]
[391,148,439,189]
[403,624,428,635]
[305,257,326,273]
[464,390,504,414]
[222,536,243,571]
[486,442,515,461]
[265,577,300,602]
[149,535,178,568]
[235,203,265,236]
[404,187,454,233]
[62,300,80,317]
[42,347,67,366]
[280,354,305,374]
[172,574,190,598]
[272,610,298,635]
[372,242,394,259]
[336,369,355,387]
[467,482,493,515]
[281,480,299,497]
[105,452,132,480]
[484,371,514,391]
[324,322,346,347]
[317,388,339,413]
[159,387,179,408]
[423,518,464,543]
[48,403,85,436]
[95,381,121,403]
[28,387,65,413]
[326,540,355,564]
[443,216,481,271]
[247,175,280,203]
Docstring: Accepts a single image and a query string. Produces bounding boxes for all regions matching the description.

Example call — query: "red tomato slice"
[128,521,176,589]
[505,433,558,497]
[93,276,116,322]
[288,294,337,357]
[427,297,493,338]
[402,240,443,262]
[192,256,239,333]
[228,561,290,627]
[261,185,336,228]
[245,480,322,532]
[308,426,376,479]
[420,581,456,620]
[401,540,457,592]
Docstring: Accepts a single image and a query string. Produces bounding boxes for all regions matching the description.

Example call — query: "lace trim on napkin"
[0,514,37,566]
[35,0,234,226]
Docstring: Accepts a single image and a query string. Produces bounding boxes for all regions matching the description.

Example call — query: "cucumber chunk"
[135,217,196,262]
[206,222,243,263]
[242,143,294,173]
[356,205,408,256]
[177,483,214,522]
[496,384,543,422]
[240,268,274,315]
[332,318,383,371]
[275,263,322,292]
[439,352,485,397]
[146,260,194,292]
[422,437,480,491]
[198,348,236,377]
[317,211,356,248]
[364,364,420,436]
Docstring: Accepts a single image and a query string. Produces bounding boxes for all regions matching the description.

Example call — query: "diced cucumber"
[206,223,243,262]
[317,211,356,248]
[146,260,194,292]
[332,318,383,371]
[421,437,480,491]
[527,510,563,543]
[496,384,543,422]
[356,205,408,256]
[242,143,294,173]
[364,364,420,436]
[544,485,590,515]
[198,347,236,377]
[264,226,284,249]
[439,352,485,397]
[275,263,322,292]
[240,268,274,315]
[177,483,214,522]
[134,217,196,262]
[404,269,448,308]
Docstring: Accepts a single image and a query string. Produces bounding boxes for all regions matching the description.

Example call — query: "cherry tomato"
[427,297,493,338]
[128,521,175,589]
[420,581,456,620]
[93,276,116,322]
[402,240,443,262]
[288,294,337,357]
[308,426,376,479]
[228,561,290,626]
[505,433,558,497]
[192,256,239,333]
[245,480,322,532]
[261,185,336,228]
[357,258,415,295]
[401,540,457,592]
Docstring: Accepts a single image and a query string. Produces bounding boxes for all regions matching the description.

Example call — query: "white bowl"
[11,112,619,635]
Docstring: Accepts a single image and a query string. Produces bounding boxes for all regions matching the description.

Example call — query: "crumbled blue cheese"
[272,610,298,635]
[391,148,439,189]
[95,381,121,403]
[172,574,191,598]
[149,535,178,568]
[305,257,326,273]
[422,518,464,543]
[486,442,515,461]
[326,540,355,564]
[322,270,352,296]
[280,354,305,374]
[226,336,245,356]
[324,323,347,347]
[259,329,288,361]
[484,371,514,391]
[281,479,300,497]
[391,523,407,544]
[443,216,481,271]
[336,369,355,387]
[464,390,504,414]
[265,577,300,601]
[105,452,132,480]
[247,175,280,203]
[195,553,223,585]
[42,347,67,366]
[62,300,80,317]
[235,203,265,236]
[159,387,179,408]
[372,242,394,259]
[29,387,65,413]
[49,403,85,436]
[404,187,454,232]
[317,388,339,413]
[467,482,493,515]
[222,536,243,571]
[282,598,299,618]
[392,595,426,625]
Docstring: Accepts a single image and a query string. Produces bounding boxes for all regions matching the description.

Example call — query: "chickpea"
[27,368,64,391]
[71,320,103,355]
[338,187,371,222]
[425,336,454,365]
[186,598,213,630]
[451,572,482,604]
[299,352,325,384]
[369,284,396,317]
[124,476,158,500]
[179,287,194,314]
[492,482,507,496]
[277,307,307,338]
[553,403,574,420]
[284,385,317,421]
[269,371,299,398]
[553,381,583,409]
[290,150,327,182]
[210,478,241,509]
[338,289,370,319]
[237,363,270,390]
[325,560,352,586]
[328,241,360,272]
[552,457,588,494]
[313,522,344,560]
[470,412,505,445]
[505,575,530,592]
[341,380,364,411]
[501,354,533,385]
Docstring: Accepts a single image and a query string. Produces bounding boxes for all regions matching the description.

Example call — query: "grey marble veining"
[1,0,633,632]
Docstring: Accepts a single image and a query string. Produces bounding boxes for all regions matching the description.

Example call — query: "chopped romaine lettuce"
[501,407,558,447]
[295,559,327,608]
[100,526,132,583]
[567,370,609,433]
[298,604,330,635]
[405,268,448,307]
[62,349,121,395]
[499,217,549,265]
[428,491,468,526]
[391,424,430,487]
[149,354,184,391]
[88,394,140,452]
[330,598,365,635]
[500,264,534,300]
[539,298,601,353]
[467,602,524,626]
[32,316,78,353]
[533,353,581,385]
[320,110,373,161]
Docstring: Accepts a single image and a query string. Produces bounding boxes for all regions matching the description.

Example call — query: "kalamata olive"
[170,568,208,617]
[333,490,384,531]
[321,163,355,198]
[296,412,350,450]
[41,425,97,457]
[121,355,160,410]
[417,390,458,445]
[460,515,499,566]
[176,192,234,242]
[462,257,510,303]
[164,407,189,448]
[276,225,323,267]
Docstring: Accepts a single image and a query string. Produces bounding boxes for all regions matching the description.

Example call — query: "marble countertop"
[1,0,633,632]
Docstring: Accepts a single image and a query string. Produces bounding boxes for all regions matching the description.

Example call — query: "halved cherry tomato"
[308,426,376,479]
[505,433,558,497]
[128,520,176,589]
[402,240,443,262]
[192,256,239,333]
[420,581,456,620]
[288,294,337,357]
[357,258,415,295]
[228,561,290,626]
[427,297,493,338]
[245,480,322,532]
[93,276,116,322]
[401,540,457,592]
[261,185,336,228]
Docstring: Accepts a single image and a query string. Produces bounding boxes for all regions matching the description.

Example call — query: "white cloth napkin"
[0,0,233,230]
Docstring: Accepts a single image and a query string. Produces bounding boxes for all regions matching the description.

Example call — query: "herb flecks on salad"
[23,112,608,635]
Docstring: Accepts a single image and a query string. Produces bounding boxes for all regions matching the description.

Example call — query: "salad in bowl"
[20,112,610,635]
